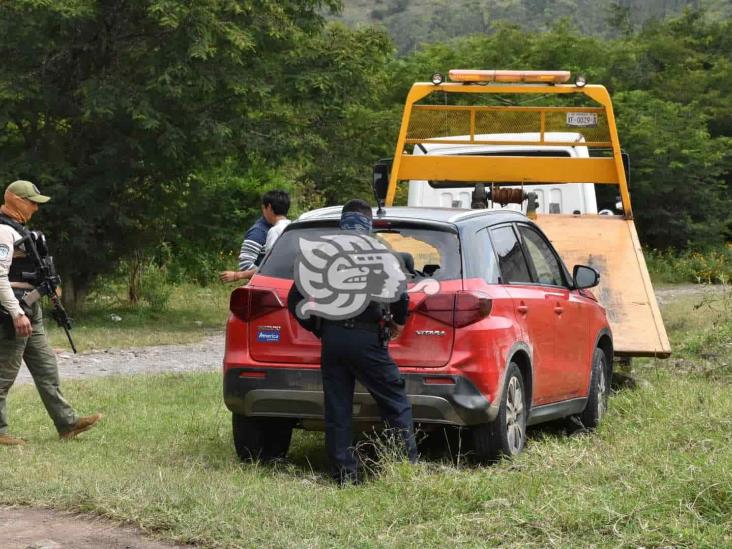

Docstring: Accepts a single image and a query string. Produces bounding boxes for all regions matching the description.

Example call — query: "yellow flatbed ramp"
[537,214,670,357]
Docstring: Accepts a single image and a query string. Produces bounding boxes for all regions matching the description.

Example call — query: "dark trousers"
[320,323,417,480]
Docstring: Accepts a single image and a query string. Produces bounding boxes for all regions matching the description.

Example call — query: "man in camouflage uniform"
[0,180,101,445]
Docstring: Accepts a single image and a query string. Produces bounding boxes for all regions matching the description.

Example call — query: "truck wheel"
[578,348,610,429]
[471,363,527,463]
[232,414,294,462]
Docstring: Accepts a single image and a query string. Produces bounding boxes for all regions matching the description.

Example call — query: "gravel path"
[653,283,728,305]
[16,333,224,385]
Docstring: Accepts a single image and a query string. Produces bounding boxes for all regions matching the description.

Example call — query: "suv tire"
[471,362,527,462]
[232,414,294,462]
[578,348,610,429]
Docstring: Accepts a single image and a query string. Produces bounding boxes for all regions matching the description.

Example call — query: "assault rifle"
[15,231,77,354]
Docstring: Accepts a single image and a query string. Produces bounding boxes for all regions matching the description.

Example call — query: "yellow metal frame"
[386,82,633,219]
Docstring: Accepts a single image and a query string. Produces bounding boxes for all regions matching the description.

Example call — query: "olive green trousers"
[0,302,77,434]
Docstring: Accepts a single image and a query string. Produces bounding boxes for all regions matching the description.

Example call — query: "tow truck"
[375,69,670,359]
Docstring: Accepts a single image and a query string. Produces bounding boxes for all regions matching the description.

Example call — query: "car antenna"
[372,160,390,217]
[373,186,385,217]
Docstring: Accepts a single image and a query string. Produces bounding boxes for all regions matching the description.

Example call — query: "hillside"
[336,0,731,54]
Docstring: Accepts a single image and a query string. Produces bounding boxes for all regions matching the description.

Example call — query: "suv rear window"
[258,224,461,281]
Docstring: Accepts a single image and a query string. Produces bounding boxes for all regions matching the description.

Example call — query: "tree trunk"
[128,253,143,304]
[60,274,89,314]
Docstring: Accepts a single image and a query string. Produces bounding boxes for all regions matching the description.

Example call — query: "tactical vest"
[0,214,41,285]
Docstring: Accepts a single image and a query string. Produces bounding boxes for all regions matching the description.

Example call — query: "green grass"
[45,282,232,352]
[1,370,730,547]
[643,287,732,379]
[2,287,731,547]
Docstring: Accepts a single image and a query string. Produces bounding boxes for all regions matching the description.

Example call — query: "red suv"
[224,206,612,462]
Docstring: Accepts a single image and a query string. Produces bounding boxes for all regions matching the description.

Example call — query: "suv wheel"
[471,363,527,462]
[578,348,610,429]
[232,414,294,462]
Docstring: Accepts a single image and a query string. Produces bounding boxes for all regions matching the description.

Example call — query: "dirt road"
[0,507,187,549]
[653,283,727,305]
[16,333,224,385]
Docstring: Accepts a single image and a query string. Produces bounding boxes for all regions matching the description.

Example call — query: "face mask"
[339,212,372,233]
[1,191,37,223]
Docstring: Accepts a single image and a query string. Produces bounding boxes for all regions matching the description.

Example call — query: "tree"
[614,91,731,249]
[0,0,340,308]
[334,0,723,54]
[276,23,395,203]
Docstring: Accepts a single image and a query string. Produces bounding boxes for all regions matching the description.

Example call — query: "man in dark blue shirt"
[287,199,417,484]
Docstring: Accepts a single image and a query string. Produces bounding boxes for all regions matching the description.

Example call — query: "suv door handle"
[517,303,529,314]
[554,306,564,315]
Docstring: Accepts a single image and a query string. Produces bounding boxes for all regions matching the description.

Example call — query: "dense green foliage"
[338,0,731,54]
[0,2,730,306]
[0,0,389,306]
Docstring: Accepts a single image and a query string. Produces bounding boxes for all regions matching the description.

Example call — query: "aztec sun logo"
[293,233,408,321]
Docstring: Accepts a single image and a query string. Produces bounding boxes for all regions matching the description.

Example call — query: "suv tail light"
[230,287,284,322]
[454,291,493,327]
[415,293,454,325]
[416,291,492,328]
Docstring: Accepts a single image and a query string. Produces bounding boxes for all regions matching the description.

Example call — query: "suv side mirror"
[372,158,392,205]
[573,265,600,289]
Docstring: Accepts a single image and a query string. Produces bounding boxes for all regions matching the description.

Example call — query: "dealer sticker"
[566,112,598,128]
[257,326,281,343]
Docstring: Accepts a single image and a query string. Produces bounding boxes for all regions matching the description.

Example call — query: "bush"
[646,246,732,285]
[139,263,174,311]
[165,248,234,287]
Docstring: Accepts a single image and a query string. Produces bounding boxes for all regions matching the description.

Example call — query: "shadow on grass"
[180,398,625,484]
[174,424,334,481]
[213,419,601,483]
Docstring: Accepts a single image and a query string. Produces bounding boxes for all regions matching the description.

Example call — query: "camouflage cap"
[6,180,50,203]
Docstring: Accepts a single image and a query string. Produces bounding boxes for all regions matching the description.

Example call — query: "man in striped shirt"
[220,190,290,283]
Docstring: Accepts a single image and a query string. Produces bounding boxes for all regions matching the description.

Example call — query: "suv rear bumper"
[224,367,496,426]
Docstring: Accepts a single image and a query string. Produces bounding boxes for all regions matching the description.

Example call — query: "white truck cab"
[407,132,598,215]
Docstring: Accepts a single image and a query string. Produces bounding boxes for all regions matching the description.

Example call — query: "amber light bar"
[448,69,571,84]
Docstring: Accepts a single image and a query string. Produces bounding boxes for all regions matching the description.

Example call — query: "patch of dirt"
[16,333,223,385]
[654,284,728,306]
[0,506,187,548]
